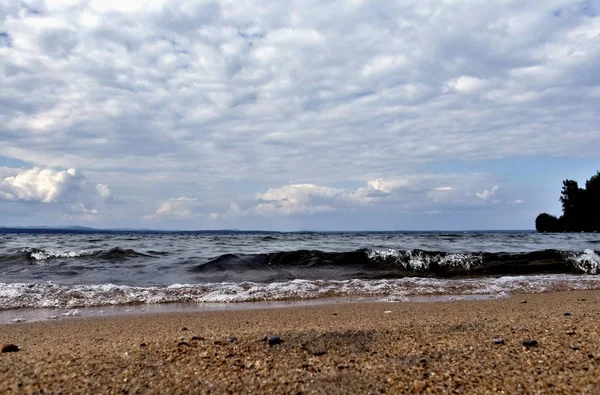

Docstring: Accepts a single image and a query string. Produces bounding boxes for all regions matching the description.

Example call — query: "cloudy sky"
[1,0,599,230]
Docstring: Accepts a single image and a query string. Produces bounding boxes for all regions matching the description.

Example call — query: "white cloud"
[253,184,358,216]
[223,175,510,218]
[0,168,84,203]
[447,76,490,94]
[144,197,202,220]
[0,1,597,229]
[476,185,500,200]
[95,184,112,200]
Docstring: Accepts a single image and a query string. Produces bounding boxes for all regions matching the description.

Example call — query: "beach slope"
[2,291,600,393]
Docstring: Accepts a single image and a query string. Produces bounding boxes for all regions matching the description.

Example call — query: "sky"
[0,0,599,231]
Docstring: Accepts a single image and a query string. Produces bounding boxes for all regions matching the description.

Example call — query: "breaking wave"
[190,248,600,280]
[0,247,157,263]
[2,275,600,309]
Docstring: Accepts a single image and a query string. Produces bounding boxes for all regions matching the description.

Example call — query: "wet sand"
[1,290,599,394]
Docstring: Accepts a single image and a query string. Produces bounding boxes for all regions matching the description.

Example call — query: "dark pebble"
[493,338,505,345]
[191,336,205,341]
[572,346,580,351]
[521,300,527,304]
[139,343,147,347]
[564,312,571,316]
[178,341,190,347]
[588,354,594,359]
[332,313,338,316]
[522,340,538,347]
[214,337,237,346]
[182,327,189,331]
[1,344,20,353]
[264,335,282,346]
[567,329,576,336]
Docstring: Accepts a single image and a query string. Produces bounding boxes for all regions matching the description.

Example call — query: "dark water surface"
[1,231,599,313]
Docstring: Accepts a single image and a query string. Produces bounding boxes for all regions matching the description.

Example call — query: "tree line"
[536,171,600,232]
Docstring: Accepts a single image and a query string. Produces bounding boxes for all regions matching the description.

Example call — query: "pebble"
[564,312,571,316]
[567,329,576,336]
[522,340,538,347]
[493,338,505,345]
[264,335,282,346]
[1,344,20,353]
[214,337,237,345]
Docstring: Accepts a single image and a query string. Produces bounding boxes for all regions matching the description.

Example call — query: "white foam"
[366,249,477,271]
[21,248,96,261]
[568,249,600,274]
[1,274,600,310]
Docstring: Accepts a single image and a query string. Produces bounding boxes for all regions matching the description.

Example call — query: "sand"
[1,291,599,394]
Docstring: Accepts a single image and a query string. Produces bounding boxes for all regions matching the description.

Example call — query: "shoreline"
[2,290,600,393]
[0,294,503,325]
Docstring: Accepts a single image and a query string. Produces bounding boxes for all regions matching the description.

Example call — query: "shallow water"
[1,230,599,313]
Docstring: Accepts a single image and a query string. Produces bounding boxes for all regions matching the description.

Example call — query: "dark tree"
[535,213,561,233]
[536,171,600,232]
[584,171,600,229]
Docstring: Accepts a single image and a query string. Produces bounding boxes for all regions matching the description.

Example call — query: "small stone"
[214,337,236,346]
[182,327,189,331]
[139,343,147,347]
[493,338,505,345]
[1,344,20,353]
[264,335,282,346]
[521,300,527,304]
[572,346,580,351]
[522,340,538,347]
[177,341,190,347]
[311,350,327,356]
[567,329,576,336]
[191,336,204,341]
[564,312,571,316]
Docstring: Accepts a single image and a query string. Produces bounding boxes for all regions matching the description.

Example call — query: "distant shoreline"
[0,227,536,234]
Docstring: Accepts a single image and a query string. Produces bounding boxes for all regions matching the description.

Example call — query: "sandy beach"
[1,290,599,394]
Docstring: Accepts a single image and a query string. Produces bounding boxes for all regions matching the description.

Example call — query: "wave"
[0,247,155,263]
[2,274,600,309]
[190,249,600,280]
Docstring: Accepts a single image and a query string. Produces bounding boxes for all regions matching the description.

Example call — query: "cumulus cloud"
[0,168,84,203]
[143,197,202,220]
[0,167,116,223]
[1,1,598,228]
[253,184,361,216]
[95,184,112,200]
[218,175,518,218]
[476,186,500,201]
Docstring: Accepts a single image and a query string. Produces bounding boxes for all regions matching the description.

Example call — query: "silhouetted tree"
[536,171,600,232]
[535,213,561,233]
[584,171,600,230]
